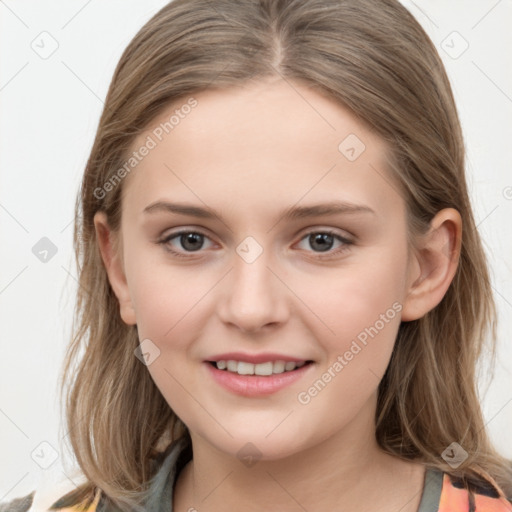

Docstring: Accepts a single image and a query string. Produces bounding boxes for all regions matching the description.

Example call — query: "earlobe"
[401,208,462,322]
[93,211,137,326]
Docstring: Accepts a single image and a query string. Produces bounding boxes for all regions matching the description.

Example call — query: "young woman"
[4,0,511,511]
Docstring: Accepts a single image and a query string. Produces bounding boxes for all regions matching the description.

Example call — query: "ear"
[401,208,462,322]
[93,211,137,325]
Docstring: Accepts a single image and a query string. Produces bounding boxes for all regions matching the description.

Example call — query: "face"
[100,77,419,461]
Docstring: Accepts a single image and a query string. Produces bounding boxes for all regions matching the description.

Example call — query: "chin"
[192,421,319,464]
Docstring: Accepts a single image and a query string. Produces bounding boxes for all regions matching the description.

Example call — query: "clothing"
[2,437,511,511]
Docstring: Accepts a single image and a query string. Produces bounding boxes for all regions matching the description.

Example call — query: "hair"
[52,0,512,510]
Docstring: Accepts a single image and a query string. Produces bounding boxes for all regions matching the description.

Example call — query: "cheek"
[293,258,404,427]
[289,248,406,417]
[294,249,407,347]
[128,262,213,420]
[136,285,194,339]
[127,254,215,351]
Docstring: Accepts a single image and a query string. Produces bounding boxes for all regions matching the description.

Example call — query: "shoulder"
[439,472,512,511]
[0,480,100,512]
[0,436,191,512]
[0,491,34,512]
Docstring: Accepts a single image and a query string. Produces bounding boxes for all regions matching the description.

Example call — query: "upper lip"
[206,352,311,364]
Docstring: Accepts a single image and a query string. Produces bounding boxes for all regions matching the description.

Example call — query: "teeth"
[272,360,285,374]
[254,361,273,376]
[214,359,307,375]
[227,360,238,372]
[237,362,254,375]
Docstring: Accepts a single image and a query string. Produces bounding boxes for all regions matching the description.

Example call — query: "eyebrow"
[143,200,376,223]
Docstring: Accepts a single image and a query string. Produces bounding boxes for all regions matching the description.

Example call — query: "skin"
[95,76,462,512]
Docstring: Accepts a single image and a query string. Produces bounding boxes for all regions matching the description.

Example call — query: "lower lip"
[204,362,314,397]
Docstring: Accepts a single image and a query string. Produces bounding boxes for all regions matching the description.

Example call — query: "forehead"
[122,78,402,220]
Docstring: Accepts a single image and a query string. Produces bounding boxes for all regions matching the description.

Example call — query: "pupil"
[310,233,333,252]
[182,233,203,251]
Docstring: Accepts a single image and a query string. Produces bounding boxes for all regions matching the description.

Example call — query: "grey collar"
[417,467,443,512]
[97,435,192,512]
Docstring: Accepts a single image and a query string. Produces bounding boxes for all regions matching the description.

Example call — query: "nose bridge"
[234,242,272,292]
[232,235,276,303]
[218,235,287,331]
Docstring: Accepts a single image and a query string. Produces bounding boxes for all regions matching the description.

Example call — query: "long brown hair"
[53,0,512,509]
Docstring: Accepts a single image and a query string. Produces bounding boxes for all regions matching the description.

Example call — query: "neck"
[174,393,425,512]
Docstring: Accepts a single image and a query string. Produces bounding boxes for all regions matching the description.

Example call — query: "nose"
[217,246,289,333]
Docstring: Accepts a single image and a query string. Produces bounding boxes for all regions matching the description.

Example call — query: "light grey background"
[1,0,511,503]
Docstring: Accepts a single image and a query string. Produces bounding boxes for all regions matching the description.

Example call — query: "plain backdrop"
[1,0,511,502]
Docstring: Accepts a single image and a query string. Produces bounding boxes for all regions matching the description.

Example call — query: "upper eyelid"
[160,228,216,244]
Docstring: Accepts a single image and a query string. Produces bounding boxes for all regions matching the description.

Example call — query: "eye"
[158,229,214,257]
[157,228,353,259]
[296,230,353,258]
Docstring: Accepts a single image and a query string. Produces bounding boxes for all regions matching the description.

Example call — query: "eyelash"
[157,228,353,260]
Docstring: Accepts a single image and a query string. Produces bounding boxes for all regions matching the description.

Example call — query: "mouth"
[207,359,314,376]
[205,358,315,396]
